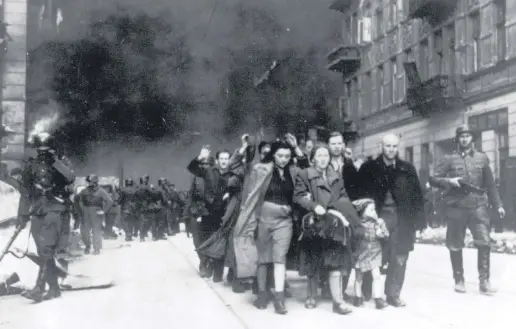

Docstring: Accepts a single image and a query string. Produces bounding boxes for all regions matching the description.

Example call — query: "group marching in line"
[6,123,504,310]
[181,124,504,315]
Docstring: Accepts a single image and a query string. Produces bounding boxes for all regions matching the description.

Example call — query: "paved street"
[1,228,515,329]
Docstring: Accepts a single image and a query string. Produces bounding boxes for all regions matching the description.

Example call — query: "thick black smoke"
[27,0,344,160]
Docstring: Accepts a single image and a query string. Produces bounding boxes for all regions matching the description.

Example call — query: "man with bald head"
[356,133,426,307]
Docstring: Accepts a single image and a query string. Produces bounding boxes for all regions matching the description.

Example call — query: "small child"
[352,198,389,309]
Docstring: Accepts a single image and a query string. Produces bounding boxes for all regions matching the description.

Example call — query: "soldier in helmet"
[77,174,113,255]
[120,178,139,241]
[430,124,505,295]
[18,132,75,302]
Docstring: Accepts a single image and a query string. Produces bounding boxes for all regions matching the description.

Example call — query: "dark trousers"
[122,212,139,239]
[140,212,164,239]
[362,211,411,300]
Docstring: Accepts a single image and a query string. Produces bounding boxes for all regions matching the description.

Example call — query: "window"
[396,56,406,102]
[389,0,397,28]
[342,81,352,117]
[344,16,352,44]
[419,40,429,80]
[446,23,456,75]
[391,57,397,103]
[362,72,372,116]
[359,6,372,44]
[383,61,392,107]
[371,68,378,113]
[352,77,359,116]
[405,146,414,163]
[421,143,430,169]
[352,13,359,44]
[469,11,481,72]
[378,65,384,110]
[499,130,508,149]
[434,30,444,75]
[375,8,384,39]
[495,0,507,60]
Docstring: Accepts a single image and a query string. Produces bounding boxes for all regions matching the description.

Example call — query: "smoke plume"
[27,0,344,187]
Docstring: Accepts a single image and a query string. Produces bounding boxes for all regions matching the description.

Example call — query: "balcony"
[329,0,361,13]
[408,0,459,25]
[327,45,361,75]
[406,75,465,117]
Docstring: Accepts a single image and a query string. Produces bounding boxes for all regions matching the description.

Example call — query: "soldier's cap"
[455,124,476,141]
[87,174,99,183]
[352,198,375,215]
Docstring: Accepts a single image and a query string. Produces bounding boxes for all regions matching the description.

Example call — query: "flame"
[28,113,60,143]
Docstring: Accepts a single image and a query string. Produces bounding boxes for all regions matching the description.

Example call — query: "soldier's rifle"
[457,178,485,195]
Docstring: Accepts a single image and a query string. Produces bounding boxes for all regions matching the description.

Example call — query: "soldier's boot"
[478,247,497,295]
[41,260,61,301]
[84,245,91,255]
[226,268,235,283]
[450,250,466,293]
[21,266,45,299]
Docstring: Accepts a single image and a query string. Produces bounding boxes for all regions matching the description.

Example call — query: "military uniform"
[102,184,120,239]
[19,133,75,302]
[120,179,139,241]
[78,175,113,254]
[430,125,502,294]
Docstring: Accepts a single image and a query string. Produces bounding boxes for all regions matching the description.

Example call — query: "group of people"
[2,122,503,308]
[182,124,503,315]
[73,174,184,255]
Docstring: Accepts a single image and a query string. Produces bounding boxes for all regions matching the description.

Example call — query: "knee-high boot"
[42,259,61,301]
[478,247,496,295]
[450,250,466,293]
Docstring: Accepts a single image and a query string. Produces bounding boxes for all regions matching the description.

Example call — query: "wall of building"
[1,0,27,158]
[353,90,516,177]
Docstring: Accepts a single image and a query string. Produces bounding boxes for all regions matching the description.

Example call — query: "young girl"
[352,198,389,309]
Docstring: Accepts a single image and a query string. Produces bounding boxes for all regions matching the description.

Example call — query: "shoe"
[231,280,246,293]
[479,280,497,295]
[353,296,364,307]
[93,250,100,255]
[386,296,406,307]
[84,246,90,255]
[454,280,466,293]
[272,291,287,315]
[253,291,270,309]
[374,298,388,309]
[304,297,317,309]
[332,302,352,315]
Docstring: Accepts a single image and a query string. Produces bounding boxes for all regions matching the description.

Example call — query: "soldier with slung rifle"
[429,124,505,295]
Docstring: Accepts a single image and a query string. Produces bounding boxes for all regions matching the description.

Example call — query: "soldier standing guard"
[78,175,113,255]
[430,124,505,295]
[18,132,75,302]
[120,178,139,241]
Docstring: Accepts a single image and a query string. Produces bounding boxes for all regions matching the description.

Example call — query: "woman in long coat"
[294,144,362,315]
[233,138,306,315]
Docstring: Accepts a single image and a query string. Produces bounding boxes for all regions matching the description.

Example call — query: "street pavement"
[1,229,515,329]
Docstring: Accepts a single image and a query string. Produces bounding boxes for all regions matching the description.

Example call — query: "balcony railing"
[329,0,360,13]
[408,0,459,25]
[406,75,464,117]
[327,45,361,75]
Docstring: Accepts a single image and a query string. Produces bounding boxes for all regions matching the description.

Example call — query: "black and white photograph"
[0,0,515,328]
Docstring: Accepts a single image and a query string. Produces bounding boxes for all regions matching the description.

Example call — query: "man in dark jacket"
[357,133,426,307]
